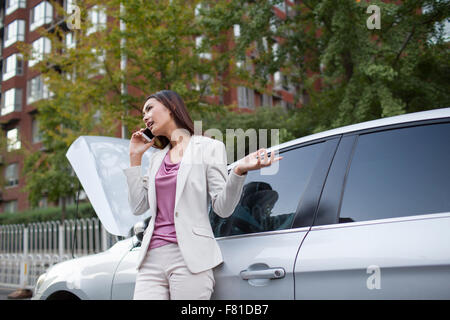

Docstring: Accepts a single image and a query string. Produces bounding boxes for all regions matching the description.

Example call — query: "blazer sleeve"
[206,140,248,218]
[123,165,150,216]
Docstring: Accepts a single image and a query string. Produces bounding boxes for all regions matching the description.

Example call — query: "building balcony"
[0,109,21,125]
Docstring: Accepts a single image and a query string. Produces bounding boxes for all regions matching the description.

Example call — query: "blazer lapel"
[174,135,202,212]
[148,135,199,217]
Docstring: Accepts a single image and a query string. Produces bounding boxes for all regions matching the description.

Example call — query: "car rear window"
[339,122,450,223]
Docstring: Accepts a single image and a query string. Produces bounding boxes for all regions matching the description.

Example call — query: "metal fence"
[0,218,121,290]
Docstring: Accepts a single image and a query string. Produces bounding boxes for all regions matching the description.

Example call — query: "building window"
[3,53,24,81]
[233,24,241,39]
[32,117,43,143]
[286,102,294,110]
[5,0,26,16]
[5,163,19,187]
[272,0,286,13]
[272,71,293,92]
[1,88,22,115]
[65,0,77,14]
[30,1,53,32]
[262,93,273,107]
[272,41,279,62]
[269,15,278,35]
[39,196,48,208]
[194,2,210,17]
[195,74,212,95]
[92,109,101,124]
[256,36,269,56]
[65,66,76,81]
[4,20,25,48]
[89,48,106,76]
[237,86,255,109]
[31,118,42,143]
[273,71,282,90]
[195,36,212,60]
[194,3,202,16]
[65,31,76,50]
[6,128,21,152]
[87,5,107,36]
[27,75,50,104]
[236,56,253,73]
[29,37,51,67]
[3,200,18,213]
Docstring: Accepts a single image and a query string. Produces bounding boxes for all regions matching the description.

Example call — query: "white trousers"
[133,243,215,300]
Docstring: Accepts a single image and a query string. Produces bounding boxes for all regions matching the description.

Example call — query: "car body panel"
[111,247,140,299]
[33,238,133,300]
[211,229,308,300]
[293,118,450,299]
[110,228,309,300]
[294,213,450,299]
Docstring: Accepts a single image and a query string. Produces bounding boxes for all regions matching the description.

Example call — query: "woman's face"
[142,98,173,137]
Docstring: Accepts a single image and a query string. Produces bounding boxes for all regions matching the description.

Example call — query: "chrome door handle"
[240,267,285,280]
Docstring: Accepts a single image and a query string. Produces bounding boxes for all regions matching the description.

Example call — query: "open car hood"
[66,136,156,236]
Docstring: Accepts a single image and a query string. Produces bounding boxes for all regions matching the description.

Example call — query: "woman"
[123,90,283,300]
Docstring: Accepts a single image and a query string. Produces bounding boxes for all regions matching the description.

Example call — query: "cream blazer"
[123,134,247,273]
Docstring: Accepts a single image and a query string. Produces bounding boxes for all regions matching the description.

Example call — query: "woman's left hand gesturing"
[233,148,283,176]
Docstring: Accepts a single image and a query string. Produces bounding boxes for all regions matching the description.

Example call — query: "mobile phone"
[142,128,154,142]
[142,128,164,149]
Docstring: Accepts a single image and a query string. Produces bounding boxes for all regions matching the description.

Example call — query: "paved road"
[0,287,16,300]
[0,287,32,300]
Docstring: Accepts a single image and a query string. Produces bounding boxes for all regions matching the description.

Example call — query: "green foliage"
[230,0,450,132]
[0,202,96,225]
[9,0,449,220]
[16,0,242,213]
[192,104,311,163]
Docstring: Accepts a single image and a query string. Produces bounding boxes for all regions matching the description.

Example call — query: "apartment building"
[0,0,299,214]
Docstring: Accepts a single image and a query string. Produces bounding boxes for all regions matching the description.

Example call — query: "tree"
[17,0,244,217]
[227,0,450,134]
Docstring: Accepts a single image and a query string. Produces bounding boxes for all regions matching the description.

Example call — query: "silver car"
[33,107,450,300]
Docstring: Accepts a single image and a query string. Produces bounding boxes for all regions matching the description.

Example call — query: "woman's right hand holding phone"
[129,128,155,166]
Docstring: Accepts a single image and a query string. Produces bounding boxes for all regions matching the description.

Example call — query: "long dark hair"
[145,90,195,149]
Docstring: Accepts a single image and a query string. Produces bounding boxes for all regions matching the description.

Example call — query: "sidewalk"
[0,287,33,300]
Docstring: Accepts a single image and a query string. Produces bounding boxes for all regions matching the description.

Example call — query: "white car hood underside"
[66,136,156,236]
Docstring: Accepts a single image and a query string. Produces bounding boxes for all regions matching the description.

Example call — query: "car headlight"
[35,272,47,293]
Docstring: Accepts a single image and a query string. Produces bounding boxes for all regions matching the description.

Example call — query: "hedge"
[0,201,97,225]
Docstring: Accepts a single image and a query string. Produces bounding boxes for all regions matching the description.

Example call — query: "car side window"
[209,142,325,237]
[339,122,450,223]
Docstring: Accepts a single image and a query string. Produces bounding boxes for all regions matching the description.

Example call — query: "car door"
[295,121,450,299]
[210,137,339,300]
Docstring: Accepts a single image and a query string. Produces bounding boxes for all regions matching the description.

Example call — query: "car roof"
[228,107,450,168]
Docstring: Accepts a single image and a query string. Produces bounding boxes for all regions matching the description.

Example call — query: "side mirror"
[133,221,146,241]
[131,235,140,248]
[131,217,152,248]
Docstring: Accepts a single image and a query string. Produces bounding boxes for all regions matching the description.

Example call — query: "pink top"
[149,151,180,250]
